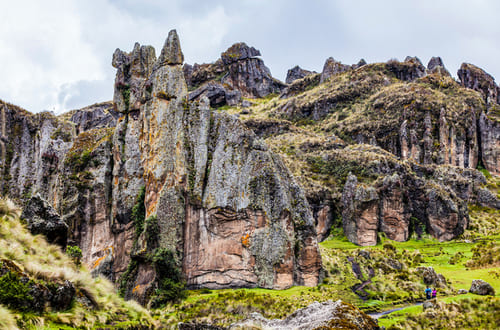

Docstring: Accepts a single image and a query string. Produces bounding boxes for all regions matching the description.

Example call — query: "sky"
[1,0,499,114]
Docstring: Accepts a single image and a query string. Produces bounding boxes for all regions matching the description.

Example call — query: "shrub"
[66,245,82,266]
[0,271,33,311]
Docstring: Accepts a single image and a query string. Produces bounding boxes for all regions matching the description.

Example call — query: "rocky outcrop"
[469,279,495,296]
[320,57,351,83]
[66,101,120,135]
[112,42,156,113]
[187,42,286,106]
[0,101,74,202]
[1,31,322,304]
[183,60,226,90]
[479,113,500,175]
[188,81,241,108]
[285,65,315,84]
[21,194,68,247]
[417,266,447,288]
[229,300,379,330]
[386,56,426,81]
[113,31,322,302]
[342,175,379,246]
[335,145,471,245]
[458,63,499,106]
[279,73,321,99]
[221,42,286,98]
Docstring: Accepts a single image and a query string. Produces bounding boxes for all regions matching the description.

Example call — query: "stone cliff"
[0,30,322,306]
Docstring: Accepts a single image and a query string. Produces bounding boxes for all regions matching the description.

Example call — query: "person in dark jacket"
[425,287,432,299]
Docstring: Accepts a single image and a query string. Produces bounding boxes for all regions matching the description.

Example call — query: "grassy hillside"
[0,198,155,329]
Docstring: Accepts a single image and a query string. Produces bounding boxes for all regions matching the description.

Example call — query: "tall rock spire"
[157,29,184,66]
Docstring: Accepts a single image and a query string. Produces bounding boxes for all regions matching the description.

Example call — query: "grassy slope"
[0,199,155,329]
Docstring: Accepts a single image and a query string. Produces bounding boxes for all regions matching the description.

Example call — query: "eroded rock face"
[229,300,379,330]
[286,65,315,84]
[68,101,120,135]
[342,175,379,246]
[21,194,68,247]
[458,63,499,106]
[386,56,426,81]
[479,113,500,175]
[119,31,321,301]
[338,145,472,246]
[320,57,351,83]
[187,42,286,104]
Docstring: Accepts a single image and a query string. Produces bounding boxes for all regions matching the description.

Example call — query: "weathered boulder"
[458,63,499,106]
[320,57,351,83]
[229,300,379,330]
[21,194,68,247]
[469,279,495,296]
[423,299,438,310]
[458,289,468,294]
[285,65,315,84]
[417,267,447,288]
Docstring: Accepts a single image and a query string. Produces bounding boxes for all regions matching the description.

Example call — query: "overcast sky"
[1,0,499,113]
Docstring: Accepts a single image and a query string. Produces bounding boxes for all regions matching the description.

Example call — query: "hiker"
[425,287,432,299]
[432,288,437,298]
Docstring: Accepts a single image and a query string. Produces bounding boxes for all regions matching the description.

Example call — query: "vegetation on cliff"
[0,198,154,329]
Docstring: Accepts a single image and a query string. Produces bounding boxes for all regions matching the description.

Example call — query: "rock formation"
[458,63,500,106]
[469,279,495,296]
[320,57,351,83]
[21,194,68,247]
[185,42,286,107]
[0,31,322,306]
[285,65,315,84]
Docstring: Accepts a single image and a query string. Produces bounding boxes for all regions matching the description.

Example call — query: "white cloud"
[0,0,499,113]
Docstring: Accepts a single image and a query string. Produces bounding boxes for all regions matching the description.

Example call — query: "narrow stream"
[368,302,423,319]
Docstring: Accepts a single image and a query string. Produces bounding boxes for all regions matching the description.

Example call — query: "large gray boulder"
[469,279,495,296]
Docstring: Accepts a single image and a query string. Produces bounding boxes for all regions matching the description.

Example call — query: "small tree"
[66,245,82,266]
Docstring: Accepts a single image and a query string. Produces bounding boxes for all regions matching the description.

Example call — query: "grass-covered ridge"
[0,198,154,329]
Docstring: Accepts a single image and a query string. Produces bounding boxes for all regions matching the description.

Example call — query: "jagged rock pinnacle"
[158,29,184,66]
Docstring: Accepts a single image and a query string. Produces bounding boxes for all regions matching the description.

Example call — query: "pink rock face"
[356,203,379,246]
[379,182,410,242]
[183,207,261,289]
[183,206,319,290]
[315,205,332,242]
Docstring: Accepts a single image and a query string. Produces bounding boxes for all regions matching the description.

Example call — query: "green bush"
[150,248,186,307]
[0,271,33,311]
[66,245,82,266]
